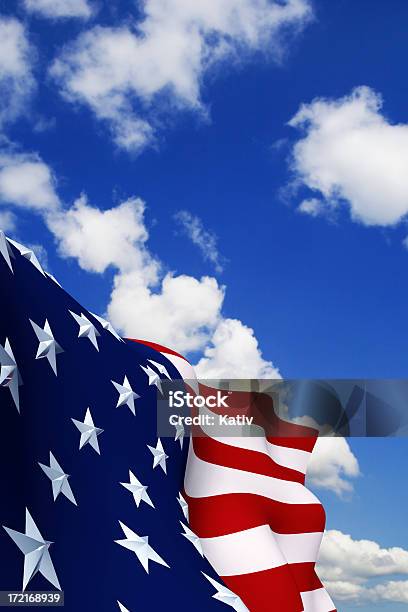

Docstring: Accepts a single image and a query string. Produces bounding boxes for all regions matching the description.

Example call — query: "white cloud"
[46,195,225,353]
[319,530,408,582]
[297,197,329,218]
[48,196,155,275]
[307,437,360,496]
[367,581,408,605]
[0,153,60,211]
[0,157,274,371]
[289,86,408,227]
[0,210,17,232]
[318,530,408,605]
[175,210,225,273]
[325,579,408,605]
[109,270,225,354]
[23,0,93,19]
[195,317,280,378]
[0,17,34,127]
[51,0,311,152]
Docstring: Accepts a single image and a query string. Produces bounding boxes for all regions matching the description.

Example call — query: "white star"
[140,364,163,394]
[0,338,22,412]
[111,376,139,416]
[180,521,203,556]
[91,312,124,342]
[148,359,171,379]
[30,319,63,376]
[38,452,77,506]
[3,509,61,591]
[7,239,45,275]
[120,470,154,509]
[71,408,103,454]
[202,573,248,612]
[147,439,168,474]
[69,311,100,350]
[0,230,13,272]
[117,602,130,612]
[174,421,184,449]
[115,521,169,573]
[177,492,189,521]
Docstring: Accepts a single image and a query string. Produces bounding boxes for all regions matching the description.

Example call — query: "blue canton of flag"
[0,232,243,612]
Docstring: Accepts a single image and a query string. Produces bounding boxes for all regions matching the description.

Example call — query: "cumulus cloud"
[325,579,408,605]
[0,17,35,127]
[23,0,93,19]
[110,270,224,353]
[195,317,280,378]
[289,86,408,227]
[318,530,408,605]
[47,195,225,353]
[307,437,360,496]
[48,196,155,275]
[320,530,408,582]
[0,210,17,232]
[50,0,311,152]
[175,210,225,273]
[0,153,60,211]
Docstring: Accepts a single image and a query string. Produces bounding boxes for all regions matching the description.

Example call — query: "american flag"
[0,230,335,612]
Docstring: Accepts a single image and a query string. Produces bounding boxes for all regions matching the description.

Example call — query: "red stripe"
[290,562,323,593]
[221,565,330,612]
[192,435,306,484]
[126,338,187,360]
[222,565,305,612]
[184,492,326,537]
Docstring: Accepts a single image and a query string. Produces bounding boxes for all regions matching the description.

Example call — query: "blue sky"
[1,0,408,609]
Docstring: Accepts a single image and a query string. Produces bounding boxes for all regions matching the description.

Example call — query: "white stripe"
[272,531,323,564]
[200,525,287,576]
[185,445,321,505]
[301,587,335,612]
[267,441,310,474]
[200,527,323,576]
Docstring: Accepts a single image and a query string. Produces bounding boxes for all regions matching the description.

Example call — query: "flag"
[0,231,335,611]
